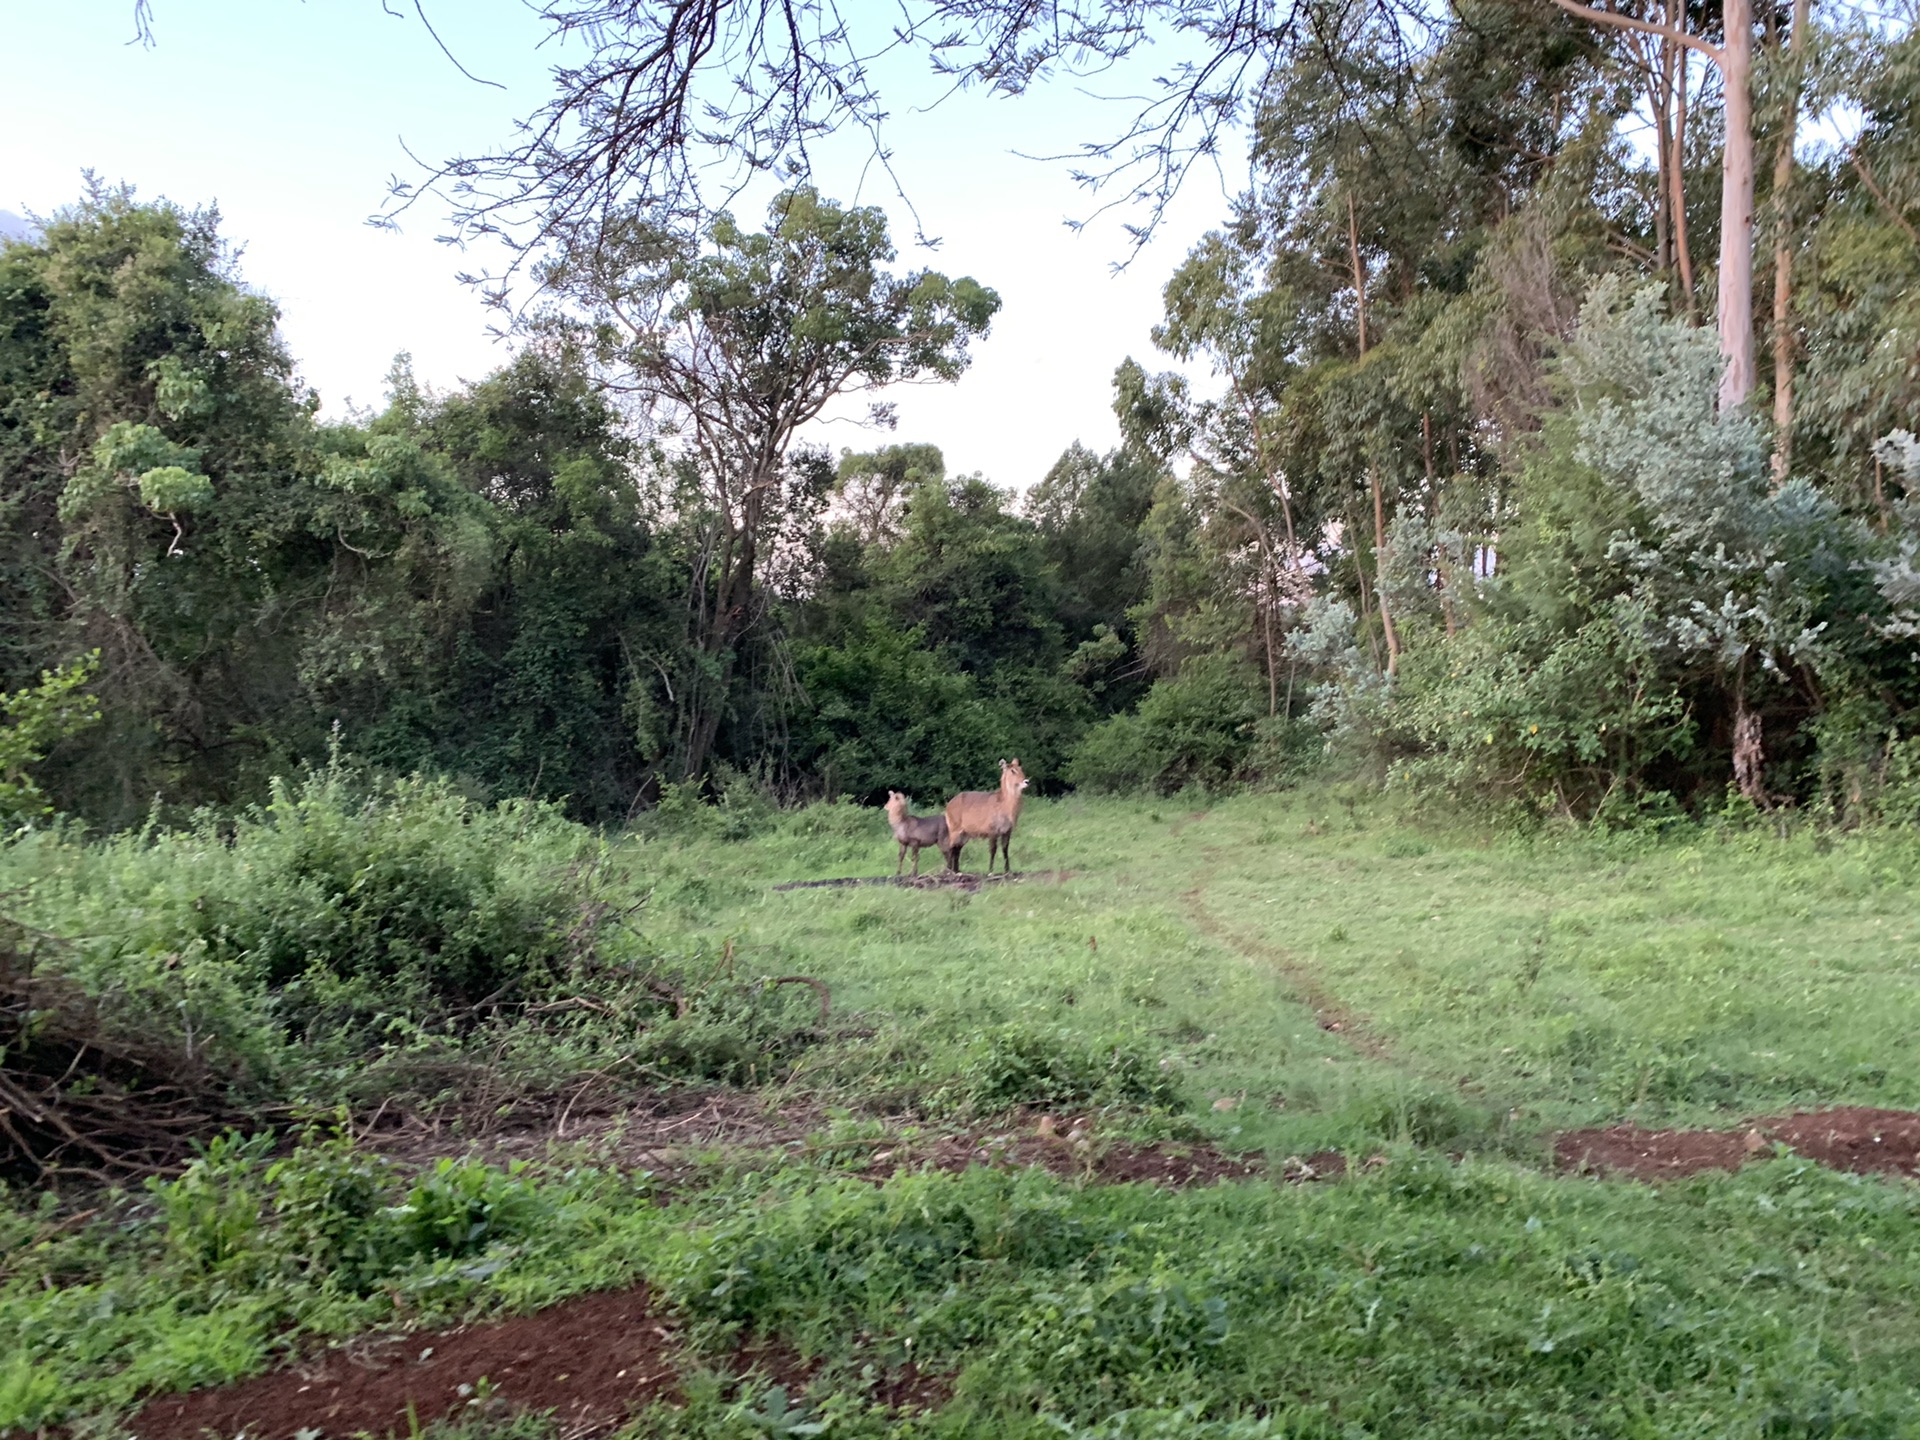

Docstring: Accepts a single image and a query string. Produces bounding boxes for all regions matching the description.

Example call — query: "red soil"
[131,1285,680,1440]
[1555,1106,1920,1182]
[129,1283,949,1440]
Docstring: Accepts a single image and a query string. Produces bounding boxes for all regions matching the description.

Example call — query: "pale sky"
[0,2,1243,490]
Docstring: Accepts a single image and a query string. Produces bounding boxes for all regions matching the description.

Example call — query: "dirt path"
[1180,884,1394,1063]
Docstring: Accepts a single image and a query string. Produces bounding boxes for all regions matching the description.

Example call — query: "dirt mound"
[131,1286,680,1440]
[1556,1107,1920,1181]
[132,1285,950,1440]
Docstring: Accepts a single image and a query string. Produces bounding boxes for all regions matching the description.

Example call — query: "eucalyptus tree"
[539,186,999,779]
[1545,0,1819,418]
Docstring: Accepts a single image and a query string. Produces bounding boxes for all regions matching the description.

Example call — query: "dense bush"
[3,762,611,1074]
[1068,655,1265,795]
[0,762,840,1127]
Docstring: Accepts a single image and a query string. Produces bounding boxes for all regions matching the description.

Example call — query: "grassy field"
[644,789,1920,1146]
[10,787,1920,1436]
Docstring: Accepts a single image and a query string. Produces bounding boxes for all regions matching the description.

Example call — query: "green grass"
[13,786,1920,1435]
[637,789,1920,1145]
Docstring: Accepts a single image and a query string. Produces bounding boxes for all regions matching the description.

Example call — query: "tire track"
[1179,883,1395,1063]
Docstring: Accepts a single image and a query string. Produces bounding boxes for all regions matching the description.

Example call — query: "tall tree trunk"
[1347,193,1396,674]
[1370,468,1401,676]
[1769,0,1811,483]
[1552,0,1754,374]
[1717,0,1758,411]
[1672,47,1697,313]
[1652,38,1675,277]
[1347,193,1368,357]
[1732,691,1767,805]
[681,491,762,781]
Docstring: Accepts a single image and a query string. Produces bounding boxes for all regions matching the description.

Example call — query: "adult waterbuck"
[943,759,1028,875]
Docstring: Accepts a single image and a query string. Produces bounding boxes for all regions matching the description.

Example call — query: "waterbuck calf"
[884,791,951,877]
[943,759,1028,875]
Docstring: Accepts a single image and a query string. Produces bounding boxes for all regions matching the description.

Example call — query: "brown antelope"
[884,791,950,877]
[943,759,1028,875]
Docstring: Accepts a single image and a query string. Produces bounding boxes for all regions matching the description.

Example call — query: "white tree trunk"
[1770,0,1811,482]
[1717,0,1757,411]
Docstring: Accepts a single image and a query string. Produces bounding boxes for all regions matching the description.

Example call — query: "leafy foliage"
[0,655,100,824]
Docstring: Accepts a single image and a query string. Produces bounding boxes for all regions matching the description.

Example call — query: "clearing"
[11,790,1920,1438]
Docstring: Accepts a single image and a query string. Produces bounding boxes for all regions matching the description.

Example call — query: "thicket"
[0,762,860,1183]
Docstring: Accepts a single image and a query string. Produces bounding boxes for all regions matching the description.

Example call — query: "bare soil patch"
[128,1107,1298,1438]
[361,1087,1290,1194]
[131,1285,680,1440]
[129,1285,952,1440]
[772,869,1070,893]
[1556,1107,1920,1181]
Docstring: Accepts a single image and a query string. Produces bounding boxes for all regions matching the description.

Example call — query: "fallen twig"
[767,975,832,1024]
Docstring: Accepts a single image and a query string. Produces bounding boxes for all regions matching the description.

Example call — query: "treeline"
[0,186,1159,826]
[7,4,1920,828]
[1094,0,1920,822]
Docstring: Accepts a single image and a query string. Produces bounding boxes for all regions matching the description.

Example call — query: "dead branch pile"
[0,935,257,1184]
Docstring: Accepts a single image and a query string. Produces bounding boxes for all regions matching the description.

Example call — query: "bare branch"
[1542,0,1723,63]
[1849,144,1920,247]
[374,0,1429,293]
[412,1,507,89]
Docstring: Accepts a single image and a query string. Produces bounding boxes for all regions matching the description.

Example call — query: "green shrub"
[199,768,604,1031]
[1068,655,1263,795]
[959,1024,1181,1115]
[397,1158,549,1262]
[148,1122,444,1293]
[3,759,621,1095]
[150,1131,276,1277]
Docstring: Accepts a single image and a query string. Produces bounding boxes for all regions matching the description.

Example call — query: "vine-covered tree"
[539,186,1000,778]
